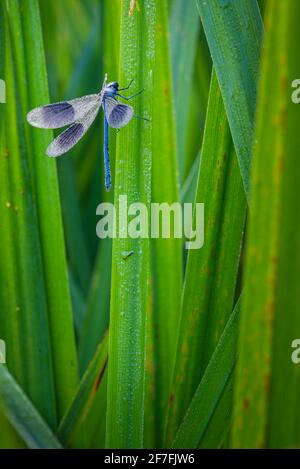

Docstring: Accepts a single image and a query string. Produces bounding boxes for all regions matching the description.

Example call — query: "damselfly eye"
[107,81,119,89]
[107,81,119,91]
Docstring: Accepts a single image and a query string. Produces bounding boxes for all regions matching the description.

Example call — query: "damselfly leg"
[118,79,134,91]
[117,89,144,101]
[134,114,150,122]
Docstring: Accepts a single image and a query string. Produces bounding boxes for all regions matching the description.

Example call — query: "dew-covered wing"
[103,96,134,129]
[46,99,101,157]
[27,94,101,129]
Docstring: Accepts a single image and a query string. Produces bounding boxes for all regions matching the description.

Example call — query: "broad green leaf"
[57,334,108,446]
[78,0,120,447]
[68,269,86,335]
[144,280,156,448]
[78,240,111,374]
[198,373,234,448]
[0,1,57,428]
[0,6,25,449]
[184,29,211,180]
[78,0,120,374]
[21,0,79,419]
[165,70,246,445]
[232,0,300,448]
[39,0,93,96]
[150,0,182,446]
[82,370,108,448]
[180,154,200,205]
[105,0,156,449]
[58,156,92,297]
[0,366,62,449]
[196,0,263,196]
[170,0,200,180]
[172,301,239,448]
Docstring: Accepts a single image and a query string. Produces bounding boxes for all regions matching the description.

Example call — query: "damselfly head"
[107,81,118,88]
[104,81,119,98]
[106,81,119,92]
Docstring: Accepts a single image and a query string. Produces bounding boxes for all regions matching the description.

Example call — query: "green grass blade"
[196,0,263,196]
[21,0,79,419]
[77,0,120,445]
[40,0,104,272]
[78,239,111,374]
[102,0,120,82]
[78,0,120,375]
[0,413,25,449]
[0,366,62,449]
[258,0,267,17]
[0,10,21,449]
[184,28,212,177]
[232,0,300,448]
[144,281,156,448]
[57,333,108,447]
[68,269,86,335]
[193,27,212,122]
[105,0,156,449]
[172,301,239,449]
[180,154,200,205]
[0,1,57,427]
[150,0,182,446]
[198,373,234,448]
[81,370,108,448]
[39,0,94,97]
[0,87,26,451]
[58,156,92,297]
[165,70,246,445]
[170,0,200,180]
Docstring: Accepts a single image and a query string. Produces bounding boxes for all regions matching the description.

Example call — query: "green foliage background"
[0,0,299,449]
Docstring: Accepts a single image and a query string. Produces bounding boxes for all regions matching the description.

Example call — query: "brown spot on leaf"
[163,82,170,100]
[243,398,250,411]
[94,356,108,392]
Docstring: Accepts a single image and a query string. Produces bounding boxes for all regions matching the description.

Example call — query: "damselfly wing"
[27,74,136,191]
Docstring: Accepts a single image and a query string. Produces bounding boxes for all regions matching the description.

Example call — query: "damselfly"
[27,74,143,191]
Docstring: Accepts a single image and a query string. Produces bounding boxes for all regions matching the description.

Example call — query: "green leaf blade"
[21,0,79,420]
[196,0,263,196]
[172,302,239,449]
[105,0,156,449]
[166,70,246,446]
[150,0,183,446]
[0,366,62,449]
[232,0,300,448]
